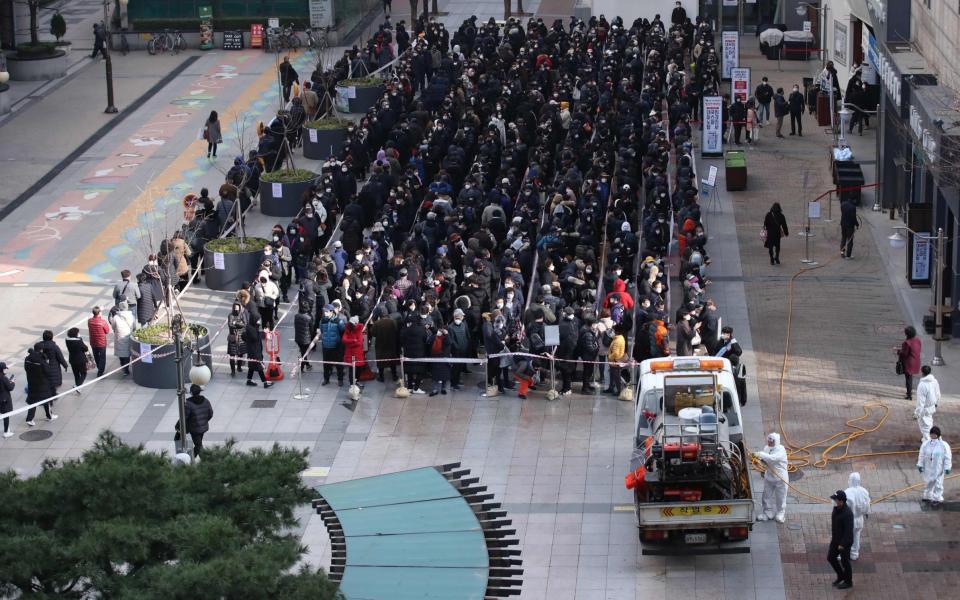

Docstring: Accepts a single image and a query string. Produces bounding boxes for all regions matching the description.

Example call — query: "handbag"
[760,227,768,244]
[691,333,702,347]
[84,352,96,371]
[895,359,904,375]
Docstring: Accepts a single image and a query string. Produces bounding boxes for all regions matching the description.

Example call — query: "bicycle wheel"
[289,34,301,49]
[147,38,157,55]
[176,35,187,52]
[163,33,174,53]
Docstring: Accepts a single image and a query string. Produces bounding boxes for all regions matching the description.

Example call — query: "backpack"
[601,328,615,347]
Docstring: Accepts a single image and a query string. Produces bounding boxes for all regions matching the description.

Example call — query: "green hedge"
[129,16,312,32]
[260,168,316,183]
[206,236,270,253]
[15,42,59,57]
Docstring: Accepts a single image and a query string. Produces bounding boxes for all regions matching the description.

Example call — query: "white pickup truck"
[625,357,754,548]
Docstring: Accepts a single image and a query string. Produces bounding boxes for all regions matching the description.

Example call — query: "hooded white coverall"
[915,374,940,443]
[755,432,789,522]
[844,472,871,560]
[918,437,952,502]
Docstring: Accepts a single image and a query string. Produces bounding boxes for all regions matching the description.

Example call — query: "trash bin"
[833,160,865,205]
[725,150,747,191]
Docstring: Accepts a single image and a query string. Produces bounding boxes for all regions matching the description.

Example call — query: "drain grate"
[251,399,277,408]
[20,429,53,441]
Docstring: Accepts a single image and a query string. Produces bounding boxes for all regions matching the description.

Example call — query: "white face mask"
[454,318,462,324]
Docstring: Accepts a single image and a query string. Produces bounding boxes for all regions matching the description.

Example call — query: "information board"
[731,67,750,103]
[223,30,244,50]
[250,24,264,49]
[309,0,332,28]
[701,96,723,157]
[722,31,739,79]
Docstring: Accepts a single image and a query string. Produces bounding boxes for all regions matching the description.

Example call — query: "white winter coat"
[110,310,136,358]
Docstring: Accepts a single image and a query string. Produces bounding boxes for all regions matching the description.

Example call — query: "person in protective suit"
[915,365,940,443]
[843,472,871,560]
[754,432,788,523]
[918,425,952,507]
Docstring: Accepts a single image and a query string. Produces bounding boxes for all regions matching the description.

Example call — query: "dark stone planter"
[203,244,263,291]
[6,50,67,81]
[130,334,212,390]
[259,178,315,217]
[347,84,384,114]
[303,126,347,160]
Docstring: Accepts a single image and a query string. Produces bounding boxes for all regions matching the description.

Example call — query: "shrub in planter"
[203,236,270,292]
[15,42,59,58]
[50,12,67,43]
[338,77,385,113]
[130,323,211,389]
[259,168,317,217]
[303,118,351,160]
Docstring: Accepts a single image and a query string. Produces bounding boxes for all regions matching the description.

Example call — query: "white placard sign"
[807,201,821,219]
[803,21,812,32]
[701,96,724,156]
[268,17,280,28]
[705,165,718,186]
[308,0,332,28]
[213,252,226,270]
[271,183,282,198]
[140,343,152,364]
[334,86,350,112]
[722,31,739,79]
[308,128,318,143]
[912,234,931,280]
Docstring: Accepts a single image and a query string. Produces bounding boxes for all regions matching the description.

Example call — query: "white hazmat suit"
[844,472,871,560]
[915,374,940,443]
[755,432,789,523]
[918,436,952,502]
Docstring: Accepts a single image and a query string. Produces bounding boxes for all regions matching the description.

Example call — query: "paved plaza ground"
[0,2,958,598]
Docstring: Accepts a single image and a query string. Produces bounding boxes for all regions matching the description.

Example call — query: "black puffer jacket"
[184,394,214,434]
[24,349,53,403]
[294,311,314,346]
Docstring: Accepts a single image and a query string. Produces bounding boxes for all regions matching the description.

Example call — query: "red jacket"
[899,337,921,375]
[88,315,111,349]
[342,323,366,368]
[603,278,635,311]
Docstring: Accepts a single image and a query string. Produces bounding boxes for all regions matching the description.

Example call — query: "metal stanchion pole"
[824,190,833,222]
[801,214,817,265]
[932,228,946,366]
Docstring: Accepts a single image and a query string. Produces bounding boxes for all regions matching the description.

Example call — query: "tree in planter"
[50,11,66,43]
[0,431,342,599]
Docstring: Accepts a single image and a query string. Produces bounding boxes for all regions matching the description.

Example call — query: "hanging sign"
[912,233,931,281]
[250,24,264,49]
[701,96,723,157]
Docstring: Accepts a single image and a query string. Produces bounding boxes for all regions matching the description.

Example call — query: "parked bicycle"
[118,28,130,55]
[306,26,329,52]
[280,24,301,50]
[147,29,186,55]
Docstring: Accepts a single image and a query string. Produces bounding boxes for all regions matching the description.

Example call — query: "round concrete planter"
[203,243,264,291]
[347,84,384,114]
[0,84,10,116]
[259,177,315,218]
[302,125,348,160]
[6,50,67,81]
[130,331,212,390]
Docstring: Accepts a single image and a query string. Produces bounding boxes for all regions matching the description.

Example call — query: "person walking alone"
[827,490,854,589]
[87,306,111,377]
[278,56,299,104]
[90,22,106,59]
[915,365,940,442]
[918,425,951,507]
[204,110,222,159]
[844,472,871,560]
[763,202,789,265]
[0,363,15,438]
[773,87,787,138]
[788,84,805,136]
[839,197,859,258]
[183,384,213,457]
[896,326,921,400]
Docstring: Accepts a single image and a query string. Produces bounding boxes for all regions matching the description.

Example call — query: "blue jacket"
[320,315,345,349]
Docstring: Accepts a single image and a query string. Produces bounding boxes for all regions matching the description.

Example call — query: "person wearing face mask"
[299,202,322,256]
[320,304,346,386]
[753,432,789,522]
[787,83,805,136]
[827,490,854,589]
[446,309,471,390]
[227,303,248,376]
[242,315,273,389]
[556,307,579,396]
[918,425,951,507]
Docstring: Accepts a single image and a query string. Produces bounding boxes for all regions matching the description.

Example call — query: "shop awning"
[313,464,522,599]
[846,0,877,30]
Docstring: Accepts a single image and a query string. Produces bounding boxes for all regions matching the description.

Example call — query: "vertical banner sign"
[309,0,332,28]
[701,96,724,157]
[198,5,213,50]
[722,31,739,79]
[250,23,264,49]
[912,234,931,281]
[730,67,750,103]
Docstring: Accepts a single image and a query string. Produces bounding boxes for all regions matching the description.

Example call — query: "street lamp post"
[173,314,189,454]
[104,50,117,113]
[796,2,827,70]
[889,227,947,366]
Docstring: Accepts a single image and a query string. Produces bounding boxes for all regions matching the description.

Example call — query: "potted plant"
[203,236,270,292]
[337,76,385,113]
[302,117,351,160]
[130,322,211,390]
[6,1,67,80]
[49,11,70,55]
[259,168,317,217]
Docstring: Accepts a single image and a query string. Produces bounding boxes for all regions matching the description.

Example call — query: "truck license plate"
[685,533,707,544]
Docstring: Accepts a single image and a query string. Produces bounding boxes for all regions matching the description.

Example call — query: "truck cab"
[626,357,753,547]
